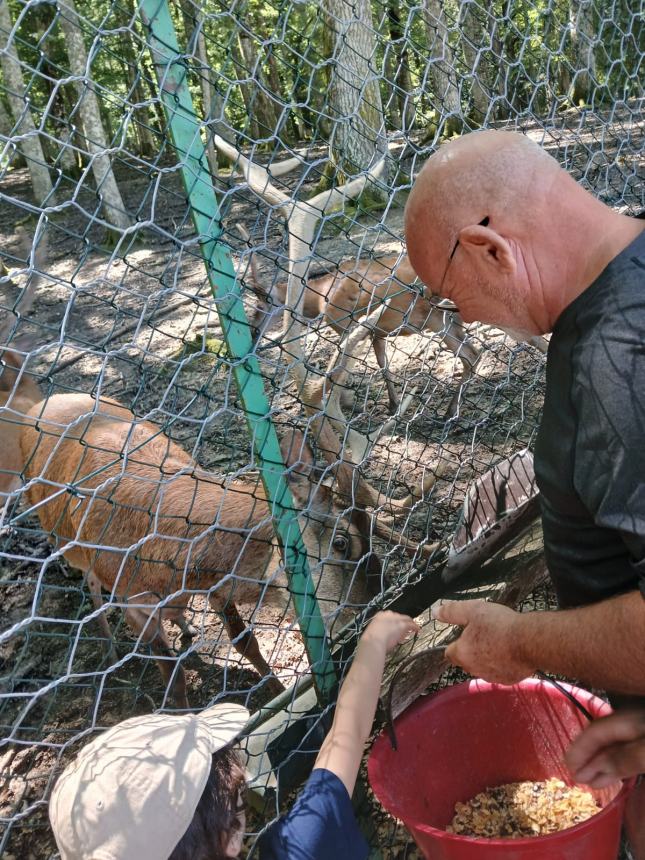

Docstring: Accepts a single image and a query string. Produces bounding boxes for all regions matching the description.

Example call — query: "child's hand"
[565,710,645,789]
[362,611,420,654]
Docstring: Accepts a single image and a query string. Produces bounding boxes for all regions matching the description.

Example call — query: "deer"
[12,392,399,706]
[1,233,438,707]
[8,392,438,707]
[239,225,478,417]
[0,225,49,502]
[216,136,547,464]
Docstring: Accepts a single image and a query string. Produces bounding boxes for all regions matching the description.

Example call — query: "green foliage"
[0,0,641,181]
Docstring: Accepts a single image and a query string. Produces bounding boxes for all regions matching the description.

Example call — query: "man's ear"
[457,224,516,276]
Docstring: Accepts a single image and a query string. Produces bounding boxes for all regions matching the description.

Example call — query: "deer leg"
[175,615,198,640]
[218,601,285,697]
[125,606,189,709]
[86,570,117,662]
[441,323,480,418]
[372,335,400,414]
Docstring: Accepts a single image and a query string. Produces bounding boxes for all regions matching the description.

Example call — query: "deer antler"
[217,140,438,557]
[310,414,443,559]
[214,135,386,381]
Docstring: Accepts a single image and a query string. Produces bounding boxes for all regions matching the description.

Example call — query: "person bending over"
[49,610,419,859]
[404,129,645,699]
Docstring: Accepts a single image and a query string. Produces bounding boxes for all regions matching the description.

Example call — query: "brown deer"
[220,139,546,443]
[0,227,49,501]
[12,392,391,706]
[240,229,479,416]
[1,230,439,708]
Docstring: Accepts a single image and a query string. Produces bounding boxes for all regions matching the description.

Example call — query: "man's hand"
[431,599,535,683]
[360,611,420,655]
[565,710,645,789]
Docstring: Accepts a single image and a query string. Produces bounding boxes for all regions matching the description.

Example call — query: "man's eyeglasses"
[433,215,490,309]
[447,215,490,262]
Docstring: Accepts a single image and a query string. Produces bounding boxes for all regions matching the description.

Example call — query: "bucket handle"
[384,646,448,751]
[535,670,594,722]
[384,652,594,752]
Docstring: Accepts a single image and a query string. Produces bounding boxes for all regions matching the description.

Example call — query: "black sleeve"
[572,302,645,592]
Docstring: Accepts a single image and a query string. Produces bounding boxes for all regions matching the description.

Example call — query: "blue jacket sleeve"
[258,768,369,860]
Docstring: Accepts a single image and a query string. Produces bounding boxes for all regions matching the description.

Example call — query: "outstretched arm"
[313,611,419,796]
[432,590,645,694]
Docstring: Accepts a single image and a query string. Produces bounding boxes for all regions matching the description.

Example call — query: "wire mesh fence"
[1,0,644,854]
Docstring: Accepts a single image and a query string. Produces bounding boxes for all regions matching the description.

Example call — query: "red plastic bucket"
[368,678,634,859]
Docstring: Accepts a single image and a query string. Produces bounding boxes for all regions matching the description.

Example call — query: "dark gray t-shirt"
[534,214,645,608]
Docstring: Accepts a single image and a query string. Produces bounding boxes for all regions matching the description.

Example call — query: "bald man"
[405,130,645,698]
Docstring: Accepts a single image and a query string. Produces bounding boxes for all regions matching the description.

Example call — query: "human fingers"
[571,728,645,787]
[442,623,529,684]
[431,598,487,626]
[566,711,645,776]
[444,640,460,666]
[365,611,419,651]
[573,738,645,788]
[395,616,421,642]
[383,613,420,652]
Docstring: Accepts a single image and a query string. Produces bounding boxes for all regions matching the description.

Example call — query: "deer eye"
[332,534,349,553]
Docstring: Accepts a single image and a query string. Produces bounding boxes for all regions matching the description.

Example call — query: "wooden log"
[380,517,548,721]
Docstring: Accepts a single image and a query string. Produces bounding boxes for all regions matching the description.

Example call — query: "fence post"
[138,0,337,699]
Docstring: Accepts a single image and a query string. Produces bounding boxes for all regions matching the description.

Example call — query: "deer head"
[279,428,382,630]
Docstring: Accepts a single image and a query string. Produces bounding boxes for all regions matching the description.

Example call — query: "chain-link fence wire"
[0,0,644,854]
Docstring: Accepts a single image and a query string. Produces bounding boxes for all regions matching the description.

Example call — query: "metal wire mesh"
[0,0,643,854]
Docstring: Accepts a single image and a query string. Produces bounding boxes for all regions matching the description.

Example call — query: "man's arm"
[432,590,645,694]
[313,611,419,796]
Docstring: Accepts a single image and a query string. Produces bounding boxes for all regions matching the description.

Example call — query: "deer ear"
[278,429,312,504]
[279,428,313,472]
[0,347,27,393]
[279,429,332,511]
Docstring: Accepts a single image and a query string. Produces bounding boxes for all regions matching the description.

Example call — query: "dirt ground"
[1,105,643,857]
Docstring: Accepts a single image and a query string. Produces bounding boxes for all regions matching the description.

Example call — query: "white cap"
[49,704,249,860]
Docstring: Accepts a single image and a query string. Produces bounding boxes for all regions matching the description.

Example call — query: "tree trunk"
[387,0,415,131]
[57,0,131,230]
[569,0,597,105]
[32,3,80,174]
[139,49,168,134]
[237,28,281,139]
[118,16,157,159]
[459,0,490,125]
[422,0,462,136]
[384,46,402,130]
[178,0,224,175]
[230,33,261,140]
[323,0,389,177]
[489,3,507,118]
[58,81,84,174]
[0,96,26,167]
[309,12,333,139]
[266,47,283,112]
[0,0,54,204]
[0,95,14,137]
[195,28,217,174]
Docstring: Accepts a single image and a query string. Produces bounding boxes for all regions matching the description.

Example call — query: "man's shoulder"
[567,236,645,373]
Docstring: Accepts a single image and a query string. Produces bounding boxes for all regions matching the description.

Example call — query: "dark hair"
[169,742,246,860]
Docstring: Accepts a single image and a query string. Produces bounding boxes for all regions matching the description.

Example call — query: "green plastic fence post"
[138,0,336,698]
